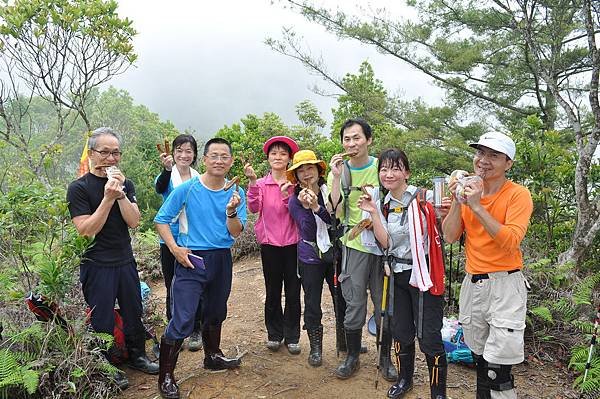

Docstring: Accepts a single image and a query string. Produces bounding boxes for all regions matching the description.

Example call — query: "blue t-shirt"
[154,176,247,250]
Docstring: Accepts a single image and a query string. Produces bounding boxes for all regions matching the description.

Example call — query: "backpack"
[86,307,128,364]
[382,188,446,296]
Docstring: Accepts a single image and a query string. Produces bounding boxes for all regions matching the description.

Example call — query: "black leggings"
[298,259,335,330]
[392,270,444,355]
[260,244,301,344]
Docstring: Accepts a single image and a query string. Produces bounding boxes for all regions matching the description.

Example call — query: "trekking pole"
[583,304,600,384]
[333,256,340,359]
[331,213,341,359]
[448,242,454,311]
[375,258,390,389]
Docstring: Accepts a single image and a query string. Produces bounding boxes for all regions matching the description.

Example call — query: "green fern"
[21,369,39,395]
[552,297,578,321]
[94,332,115,349]
[0,349,40,397]
[530,306,554,324]
[570,345,600,393]
[0,349,20,387]
[573,272,600,306]
[574,367,600,392]
[572,320,596,335]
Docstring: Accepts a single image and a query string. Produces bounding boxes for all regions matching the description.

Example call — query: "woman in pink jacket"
[244,136,302,354]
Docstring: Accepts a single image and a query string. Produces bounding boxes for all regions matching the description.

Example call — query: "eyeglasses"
[475,149,504,161]
[206,154,232,162]
[91,149,122,158]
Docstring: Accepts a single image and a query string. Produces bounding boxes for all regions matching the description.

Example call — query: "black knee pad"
[487,363,515,391]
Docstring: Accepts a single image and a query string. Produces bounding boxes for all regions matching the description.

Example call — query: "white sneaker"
[286,343,301,355]
[266,340,281,352]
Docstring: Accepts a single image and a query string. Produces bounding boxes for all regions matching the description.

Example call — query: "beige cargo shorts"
[458,270,528,365]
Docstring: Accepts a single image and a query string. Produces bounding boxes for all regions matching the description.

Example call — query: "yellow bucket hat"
[286,150,327,184]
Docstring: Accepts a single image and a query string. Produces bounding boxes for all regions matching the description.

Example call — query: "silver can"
[432,176,445,207]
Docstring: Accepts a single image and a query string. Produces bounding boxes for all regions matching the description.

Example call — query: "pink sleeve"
[247,180,263,214]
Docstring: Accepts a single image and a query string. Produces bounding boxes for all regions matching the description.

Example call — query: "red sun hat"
[262,136,299,156]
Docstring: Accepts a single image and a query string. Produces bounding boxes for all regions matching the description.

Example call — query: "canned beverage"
[106,166,119,179]
[433,176,445,207]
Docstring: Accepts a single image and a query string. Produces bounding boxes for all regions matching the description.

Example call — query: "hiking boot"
[111,369,129,390]
[286,342,301,355]
[188,328,202,352]
[266,340,282,352]
[307,326,323,367]
[335,329,361,379]
[387,341,415,399]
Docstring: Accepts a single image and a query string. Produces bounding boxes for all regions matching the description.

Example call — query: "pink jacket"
[247,173,299,246]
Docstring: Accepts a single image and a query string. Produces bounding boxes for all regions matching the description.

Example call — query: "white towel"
[172,165,200,235]
[359,187,382,255]
[407,199,433,292]
[314,184,332,253]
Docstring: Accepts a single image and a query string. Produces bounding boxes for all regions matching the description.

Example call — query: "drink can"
[433,176,445,207]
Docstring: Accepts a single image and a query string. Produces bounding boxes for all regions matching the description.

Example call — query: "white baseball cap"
[469,132,516,160]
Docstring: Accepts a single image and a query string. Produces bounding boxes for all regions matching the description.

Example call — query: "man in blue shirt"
[154,138,247,399]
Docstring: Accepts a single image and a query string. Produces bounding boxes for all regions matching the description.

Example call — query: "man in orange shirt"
[442,132,533,399]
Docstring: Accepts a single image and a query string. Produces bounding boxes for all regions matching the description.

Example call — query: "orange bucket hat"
[286,150,327,184]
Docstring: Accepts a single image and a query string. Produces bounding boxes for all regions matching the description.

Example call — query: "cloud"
[109,0,442,138]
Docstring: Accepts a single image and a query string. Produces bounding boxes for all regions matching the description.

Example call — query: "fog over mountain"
[110,0,443,138]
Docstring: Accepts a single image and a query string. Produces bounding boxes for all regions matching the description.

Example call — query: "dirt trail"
[123,255,576,399]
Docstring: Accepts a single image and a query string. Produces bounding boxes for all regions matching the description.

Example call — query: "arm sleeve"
[314,204,331,224]
[493,188,533,250]
[125,179,137,203]
[377,200,394,249]
[288,196,307,228]
[154,184,186,224]
[155,170,171,194]
[327,172,345,216]
[289,196,318,237]
[246,181,262,214]
[66,181,91,218]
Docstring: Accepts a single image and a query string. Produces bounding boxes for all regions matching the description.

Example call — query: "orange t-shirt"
[460,180,533,274]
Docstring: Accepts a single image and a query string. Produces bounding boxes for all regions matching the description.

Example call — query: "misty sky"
[110,0,443,139]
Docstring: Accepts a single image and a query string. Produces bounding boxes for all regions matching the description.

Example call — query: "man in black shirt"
[67,127,158,389]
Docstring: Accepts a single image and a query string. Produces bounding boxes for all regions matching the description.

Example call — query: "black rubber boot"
[335,329,361,379]
[102,346,129,390]
[426,353,447,399]
[158,336,183,399]
[473,352,491,399]
[387,341,415,399]
[111,369,129,390]
[307,325,323,367]
[336,323,368,354]
[377,326,398,382]
[126,332,159,375]
[202,325,241,370]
